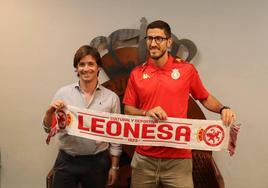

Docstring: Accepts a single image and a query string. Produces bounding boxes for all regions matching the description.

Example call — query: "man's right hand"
[47,99,66,114]
[43,100,66,129]
[146,106,167,120]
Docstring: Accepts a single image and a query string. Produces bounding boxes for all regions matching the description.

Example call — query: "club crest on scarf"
[197,125,225,147]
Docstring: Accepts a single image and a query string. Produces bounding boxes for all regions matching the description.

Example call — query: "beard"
[149,48,167,60]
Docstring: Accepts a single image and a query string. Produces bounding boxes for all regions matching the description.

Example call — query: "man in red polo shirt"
[123,20,236,188]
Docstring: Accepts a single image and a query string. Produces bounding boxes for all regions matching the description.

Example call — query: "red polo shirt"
[123,55,209,158]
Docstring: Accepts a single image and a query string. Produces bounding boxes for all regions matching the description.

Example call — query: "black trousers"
[52,150,110,188]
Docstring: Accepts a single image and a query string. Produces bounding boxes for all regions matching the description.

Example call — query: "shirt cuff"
[109,143,122,156]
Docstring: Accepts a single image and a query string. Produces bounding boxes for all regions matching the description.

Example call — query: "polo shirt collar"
[147,55,175,71]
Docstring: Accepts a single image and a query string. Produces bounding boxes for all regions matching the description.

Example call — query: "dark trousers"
[52,150,110,188]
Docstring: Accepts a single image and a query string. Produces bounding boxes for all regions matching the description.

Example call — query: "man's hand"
[106,168,118,187]
[221,108,236,126]
[47,99,66,114]
[146,106,167,120]
[43,99,66,130]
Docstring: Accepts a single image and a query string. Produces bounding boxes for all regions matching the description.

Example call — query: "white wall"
[0,0,267,188]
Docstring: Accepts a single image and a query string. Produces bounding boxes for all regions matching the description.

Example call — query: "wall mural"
[90,17,197,79]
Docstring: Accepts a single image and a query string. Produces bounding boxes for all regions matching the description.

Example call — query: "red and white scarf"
[46,105,241,155]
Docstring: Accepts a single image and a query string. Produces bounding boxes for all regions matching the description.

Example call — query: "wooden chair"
[188,98,225,188]
[46,169,53,188]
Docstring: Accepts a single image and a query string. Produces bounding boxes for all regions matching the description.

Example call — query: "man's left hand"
[107,168,118,187]
[221,108,236,126]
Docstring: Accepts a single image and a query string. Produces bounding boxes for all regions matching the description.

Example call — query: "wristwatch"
[111,166,120,170]
[219,106,230,114]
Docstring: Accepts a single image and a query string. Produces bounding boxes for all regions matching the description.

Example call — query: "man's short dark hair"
[146,20,171,38]
[73,45,102,68]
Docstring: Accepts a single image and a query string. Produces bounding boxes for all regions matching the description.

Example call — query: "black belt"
[59,149,108,160]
